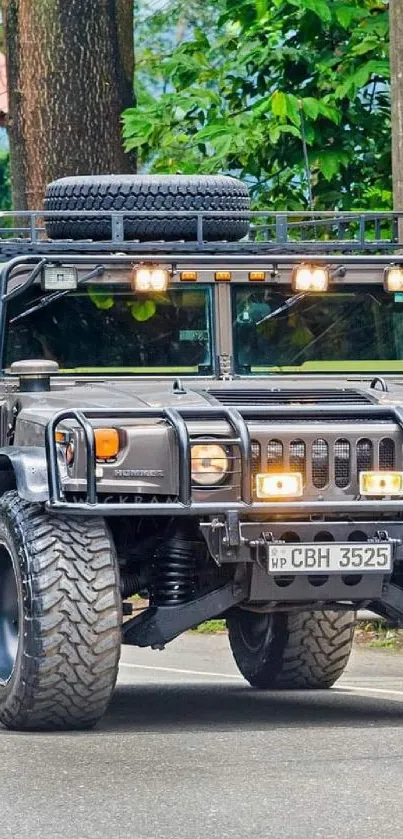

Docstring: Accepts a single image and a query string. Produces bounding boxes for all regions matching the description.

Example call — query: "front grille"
[208,388,372,406]
[250,434,398,495]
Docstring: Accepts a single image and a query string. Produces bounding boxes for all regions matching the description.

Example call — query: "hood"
[12,372,403,426]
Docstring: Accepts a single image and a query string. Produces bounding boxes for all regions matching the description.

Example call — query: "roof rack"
[0,209,401,257]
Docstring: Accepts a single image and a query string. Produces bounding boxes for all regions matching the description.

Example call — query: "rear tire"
[0,492,121,731]
[44,174,250,242]
[226,609,355,689]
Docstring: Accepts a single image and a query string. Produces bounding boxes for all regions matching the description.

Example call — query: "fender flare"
[0,447,49,502]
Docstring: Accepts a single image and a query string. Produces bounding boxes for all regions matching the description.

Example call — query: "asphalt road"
[2,634,403,839]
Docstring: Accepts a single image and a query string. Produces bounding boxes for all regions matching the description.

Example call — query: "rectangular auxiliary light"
[180,271,198,282]
[132,266,170,292]
[292,264,329,293]
[384,266,403,292]
[256,472,303,499]
[359,471,403,496]
[249,271,266,281]
[214,271,232,281]
[42,266,78,291]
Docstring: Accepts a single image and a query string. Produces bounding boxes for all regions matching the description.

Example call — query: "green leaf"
[255,0,268,19]
[285,94,301,127]
[268,125,280,143]
[335,4,358,28]
[271,90,288,118]
[289,0,332,23]
[130,300,156,322]
[196,122,236,142]
[318,101,341,124]
[315,151,349,181]
[88,287,115,311]
[302,97,319,120]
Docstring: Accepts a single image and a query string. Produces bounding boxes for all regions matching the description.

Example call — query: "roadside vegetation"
[129,0,390,210]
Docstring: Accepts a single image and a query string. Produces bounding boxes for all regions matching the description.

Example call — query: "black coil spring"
[151,537,197,606]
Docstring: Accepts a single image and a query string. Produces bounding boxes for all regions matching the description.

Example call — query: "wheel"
[226,609,355,689]
[44,174,250,242]
[0,492,121,731]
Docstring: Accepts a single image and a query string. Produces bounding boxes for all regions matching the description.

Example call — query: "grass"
[354,620,403,650]
[192,618,403,647]
[191,619,227,634]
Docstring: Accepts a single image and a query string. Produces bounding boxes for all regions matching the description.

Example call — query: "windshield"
[4,284,214,375]
[233,286,403,374]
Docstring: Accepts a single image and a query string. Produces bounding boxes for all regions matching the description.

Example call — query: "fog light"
[292,264,329,292]
[384,266,403,292]
[94,428,120,460]
[256,472,303,499]
[132,265,170,292]
[360,471,403,496]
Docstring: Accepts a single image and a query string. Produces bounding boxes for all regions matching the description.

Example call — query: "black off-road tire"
[44,174,250,242]
[0,492,121,731]
[226,609,355,689]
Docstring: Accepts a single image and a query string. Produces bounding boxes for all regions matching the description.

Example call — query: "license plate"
[267,543,392,574]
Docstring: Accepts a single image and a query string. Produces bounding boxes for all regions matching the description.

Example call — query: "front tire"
[227,609,355,689]
[0,492,121,731]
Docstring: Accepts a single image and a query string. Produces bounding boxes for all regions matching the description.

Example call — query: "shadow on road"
[100,682,403,733]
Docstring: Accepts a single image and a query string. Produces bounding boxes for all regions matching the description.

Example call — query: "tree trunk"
[390,0,403,237]
[3,0,135,210]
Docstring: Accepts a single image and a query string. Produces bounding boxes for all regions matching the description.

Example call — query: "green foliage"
[0,152,11,212]
[127,0,390,209]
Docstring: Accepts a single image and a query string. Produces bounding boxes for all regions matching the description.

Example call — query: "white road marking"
[120,662,403,698]
[338,684,403,699]
[120,662,242,679]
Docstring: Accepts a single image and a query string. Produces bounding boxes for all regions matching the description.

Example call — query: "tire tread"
[0,492,121,731]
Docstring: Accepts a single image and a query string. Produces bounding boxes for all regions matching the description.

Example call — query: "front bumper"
[200,517,403,603]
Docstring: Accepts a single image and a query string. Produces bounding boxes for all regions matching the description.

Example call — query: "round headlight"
[191,444,229,487]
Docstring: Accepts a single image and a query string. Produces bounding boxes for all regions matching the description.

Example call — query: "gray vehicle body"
[1,209,403,630]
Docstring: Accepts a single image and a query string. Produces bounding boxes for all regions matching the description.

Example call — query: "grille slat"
[208,388,371,406]
[357,438,373,473]
[312,439,329,488]
[379,438,395,470]
[334,438,351,488]
[290,439,306,483]
[267,440,284,472]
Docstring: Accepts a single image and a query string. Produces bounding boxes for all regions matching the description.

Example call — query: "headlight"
[292,264,329,292]
[191,444,229,486]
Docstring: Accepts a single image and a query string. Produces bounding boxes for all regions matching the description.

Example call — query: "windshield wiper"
[10,264,105,325]
[256,293,306,327]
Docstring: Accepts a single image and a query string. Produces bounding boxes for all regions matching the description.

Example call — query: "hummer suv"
[0,173,401,730]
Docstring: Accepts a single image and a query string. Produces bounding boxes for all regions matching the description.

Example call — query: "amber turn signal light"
[214,271,232,281]
[249,271,266,282]
[180,271,198,282]
[94,428,120,460]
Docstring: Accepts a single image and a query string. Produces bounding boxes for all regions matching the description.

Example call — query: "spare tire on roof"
[44,174,250,242]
